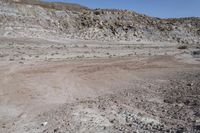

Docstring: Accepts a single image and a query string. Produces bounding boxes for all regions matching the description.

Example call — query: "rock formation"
[0,0,199,44]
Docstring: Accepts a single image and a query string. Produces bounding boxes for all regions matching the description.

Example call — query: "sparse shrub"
[177,45,188,49]
[192,50,200,56]
[127,46,131,49]
[99,25,104,29]
[127,53,132,57]
[84,51,89,54]
[9,58,14,61]
[94,10,101,15]
[73,44,79,48]
[83,45,88,48]
[197,29,200,35]
[177,38,181,43]
[9,43,14,46]
[21,57,25,60]
[191,50,200,58]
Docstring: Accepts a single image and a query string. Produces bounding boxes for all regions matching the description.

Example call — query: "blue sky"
[45,0,200,18]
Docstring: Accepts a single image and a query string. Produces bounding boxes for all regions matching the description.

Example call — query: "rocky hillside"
[7,0,89,11]
[0,0,200,44]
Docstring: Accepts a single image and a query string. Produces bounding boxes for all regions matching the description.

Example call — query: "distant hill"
[8,0,89,11]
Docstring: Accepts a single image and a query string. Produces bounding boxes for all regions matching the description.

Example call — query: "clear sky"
[45,0,200,18]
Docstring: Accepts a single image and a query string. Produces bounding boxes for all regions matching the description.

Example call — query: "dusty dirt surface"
[0,41,200,133]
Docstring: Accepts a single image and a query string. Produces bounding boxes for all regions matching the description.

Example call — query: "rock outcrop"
[0,0,199,44]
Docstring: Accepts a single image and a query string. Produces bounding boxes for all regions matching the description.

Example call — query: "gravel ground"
[1,52,200,133]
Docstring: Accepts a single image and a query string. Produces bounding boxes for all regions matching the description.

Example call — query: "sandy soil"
[0,37,200,133]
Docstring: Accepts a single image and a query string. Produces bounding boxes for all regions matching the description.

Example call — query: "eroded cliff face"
[0,0,200,44]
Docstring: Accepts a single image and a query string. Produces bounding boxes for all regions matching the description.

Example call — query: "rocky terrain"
[0,0,200,133]
[1,56,200,133]
[0,0,200,44]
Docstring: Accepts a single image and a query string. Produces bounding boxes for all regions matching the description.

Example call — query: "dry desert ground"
[0,37,200,133]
